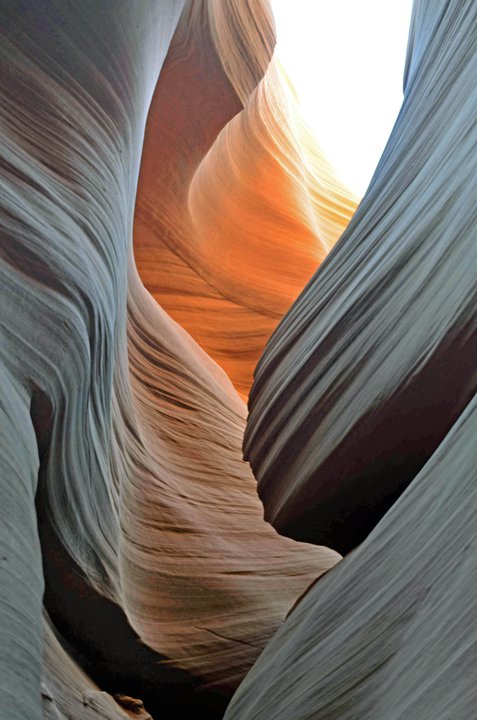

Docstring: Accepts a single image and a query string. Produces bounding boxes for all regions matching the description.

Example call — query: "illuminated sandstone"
[134,1,356,397]
[245,0,477,553]
[0,2,339,718]
[2,1,474,719]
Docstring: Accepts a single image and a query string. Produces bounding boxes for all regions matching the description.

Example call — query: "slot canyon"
[0,1,476,719]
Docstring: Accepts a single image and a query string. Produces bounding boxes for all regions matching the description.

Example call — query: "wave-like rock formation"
[3,0,475,718]
[0,2,341,719]
[134,0,357,397]
[225,0,477,717]
[245,0,477,554]
[226,392,477,720]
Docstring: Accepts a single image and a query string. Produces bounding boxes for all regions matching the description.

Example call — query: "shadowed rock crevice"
[36,486,230,719]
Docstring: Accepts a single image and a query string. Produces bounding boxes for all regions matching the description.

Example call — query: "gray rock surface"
[0,3,337,717]
[245,0,477,553]
[227,391,477,719]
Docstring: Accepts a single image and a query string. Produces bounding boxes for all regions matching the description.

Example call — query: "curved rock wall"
[227,391,477,720]
[1,5,183,717]
[134,0,356,397]
[228,1,477,716]
[3,0,474,719]
[245,0,477,554]
[0,1,341,718]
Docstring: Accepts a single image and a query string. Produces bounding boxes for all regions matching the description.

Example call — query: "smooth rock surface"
[245,0,477,553]
[226,391,477,719]
[0,2,340,717]
[134,0,356,397]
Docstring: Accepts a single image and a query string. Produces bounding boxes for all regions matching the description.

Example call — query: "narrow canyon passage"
[1,1,476,719]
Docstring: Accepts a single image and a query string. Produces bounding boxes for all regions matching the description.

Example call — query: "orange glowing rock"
[134,1,357,397]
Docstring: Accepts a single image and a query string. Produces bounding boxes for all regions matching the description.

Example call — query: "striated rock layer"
[42,614,148,720]
[4,0,475,719]
[0,1,341,719]
[226,391,477,720]
[227,1,477,717]
[245,0,477,554]
[134,0,357,398]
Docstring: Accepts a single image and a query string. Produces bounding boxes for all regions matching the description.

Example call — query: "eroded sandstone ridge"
[0,1,340,718]
[134,0,357,398]
[230,0,477,718]
[227,393,477,720]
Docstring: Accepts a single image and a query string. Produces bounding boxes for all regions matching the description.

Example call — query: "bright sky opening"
[272,0,414,197]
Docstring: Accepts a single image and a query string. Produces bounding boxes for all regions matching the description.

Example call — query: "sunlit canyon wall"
[134,0,357,398]
[0,1,476,720]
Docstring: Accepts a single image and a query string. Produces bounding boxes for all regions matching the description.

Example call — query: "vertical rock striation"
[4,0,474,718]
[1,4,184,717]
[226,1,477,717]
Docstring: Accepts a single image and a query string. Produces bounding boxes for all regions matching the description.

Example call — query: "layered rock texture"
[0,1,342,718]
[227,392,477,720]
[1,0,476,719]
[134,0,357,397]
[245,0,477,554]
[230,0,477,718]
